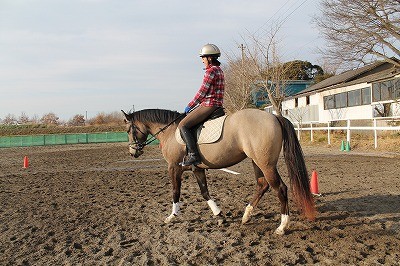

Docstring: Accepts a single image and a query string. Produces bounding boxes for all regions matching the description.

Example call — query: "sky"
[0,0,324,121]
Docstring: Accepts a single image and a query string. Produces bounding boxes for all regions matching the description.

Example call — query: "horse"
[122,108,316,235]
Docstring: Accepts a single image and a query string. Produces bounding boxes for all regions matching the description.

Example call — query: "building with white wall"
[268,61,400,124]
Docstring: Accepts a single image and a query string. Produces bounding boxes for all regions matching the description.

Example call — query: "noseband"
[128,121,147,152]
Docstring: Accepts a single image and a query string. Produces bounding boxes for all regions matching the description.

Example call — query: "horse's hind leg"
[250,164,289,235]
[264,167,289,235]
[193,168,224,225]
[242,161,270,224]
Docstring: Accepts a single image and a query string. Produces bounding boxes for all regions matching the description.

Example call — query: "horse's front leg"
[164,165,183,223]
[193,168,225,225]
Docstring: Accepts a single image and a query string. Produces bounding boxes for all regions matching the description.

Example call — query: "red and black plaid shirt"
[187,65,224,108]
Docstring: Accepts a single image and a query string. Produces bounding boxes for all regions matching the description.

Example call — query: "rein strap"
[134,113,186,149]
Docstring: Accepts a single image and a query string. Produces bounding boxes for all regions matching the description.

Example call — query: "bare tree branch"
[314,0,400,69]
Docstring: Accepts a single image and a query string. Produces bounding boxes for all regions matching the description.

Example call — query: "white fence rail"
[293,118,400,149]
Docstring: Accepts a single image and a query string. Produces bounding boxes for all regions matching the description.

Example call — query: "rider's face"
[201,56,210,67]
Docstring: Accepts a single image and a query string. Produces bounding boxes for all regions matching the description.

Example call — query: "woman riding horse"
[178,43,225,167]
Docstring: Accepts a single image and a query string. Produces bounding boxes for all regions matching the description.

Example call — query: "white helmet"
[199,43,221,57]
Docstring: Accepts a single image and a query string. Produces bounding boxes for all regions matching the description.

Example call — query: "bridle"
[127,121,148,153]
[127,112,186,154]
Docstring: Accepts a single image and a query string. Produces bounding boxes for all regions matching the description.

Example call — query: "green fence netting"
[0,132,131,148]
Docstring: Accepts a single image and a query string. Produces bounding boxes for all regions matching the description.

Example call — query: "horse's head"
[122,110,148,158]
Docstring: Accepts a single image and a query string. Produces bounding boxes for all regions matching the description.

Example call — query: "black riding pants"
[178,105,219,130]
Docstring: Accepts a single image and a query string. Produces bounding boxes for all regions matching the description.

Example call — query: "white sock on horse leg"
[275,214,290,235]
[165,202,181,223]
[207,199,221,215]
[172,202,181,215]
[242,204,254,224]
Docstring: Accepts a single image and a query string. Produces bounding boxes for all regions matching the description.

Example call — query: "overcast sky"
[0,0,323,121]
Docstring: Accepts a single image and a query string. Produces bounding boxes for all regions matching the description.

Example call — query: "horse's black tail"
[275,115,316,221]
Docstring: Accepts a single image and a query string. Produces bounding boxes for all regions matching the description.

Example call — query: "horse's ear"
[121,110,130,122]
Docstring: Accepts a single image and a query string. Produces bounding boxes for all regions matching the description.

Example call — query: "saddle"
[175,108,227,145]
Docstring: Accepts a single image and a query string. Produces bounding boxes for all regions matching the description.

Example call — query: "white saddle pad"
[175,115,227,145]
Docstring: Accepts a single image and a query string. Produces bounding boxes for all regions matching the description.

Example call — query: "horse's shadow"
[280,193,400,235]
[318,193,400,217]
[316,193,400,234]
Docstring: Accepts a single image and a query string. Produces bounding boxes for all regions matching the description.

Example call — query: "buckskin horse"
[122,108,315,235]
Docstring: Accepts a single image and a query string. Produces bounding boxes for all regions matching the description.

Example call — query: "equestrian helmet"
[199,43,221,58]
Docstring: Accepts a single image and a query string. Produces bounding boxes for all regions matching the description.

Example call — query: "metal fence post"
[327,122,331,145]
[297,123,301,140]
[374,119,378,149]
[347,119,351,143]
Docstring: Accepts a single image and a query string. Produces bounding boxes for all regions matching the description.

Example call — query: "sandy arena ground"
[1,143,399,265]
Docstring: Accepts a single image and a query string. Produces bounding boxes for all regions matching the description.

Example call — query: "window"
[322,78,400,110]
[361,87,371,105]
[306,95,310,105]
[324,87,372,109]
[372,78,399,102]
[372,83,381,101]
[335,92,347,108]
[294,98,298,107]
[380,80,393,101]
[395,78,400,99]
[348,89,361,107]
[324,95,334,110]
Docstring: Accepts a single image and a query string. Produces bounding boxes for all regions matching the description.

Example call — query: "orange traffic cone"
[23,156,29,169]
[310,170,320,196]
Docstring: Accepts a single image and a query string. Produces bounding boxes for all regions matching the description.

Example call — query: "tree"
[18,112,30,124]
[248,28,289,115]
[31,114,39,124]
[2,114,17,125]
[68,114,85,126]
[86,111,124,125]
[314,0,400,69]
[40,112,59,125]
[223,56,258,113]
[226,23,309,115]
[374,102,392,117]
[282,60,324,80]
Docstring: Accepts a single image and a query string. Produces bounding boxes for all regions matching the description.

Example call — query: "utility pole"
[238,44,245,67]
[238,44,246,101]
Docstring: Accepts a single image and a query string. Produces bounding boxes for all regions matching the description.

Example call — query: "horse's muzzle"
[129,145,144,158]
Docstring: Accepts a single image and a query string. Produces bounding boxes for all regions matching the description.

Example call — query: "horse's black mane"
[129,109,183,124]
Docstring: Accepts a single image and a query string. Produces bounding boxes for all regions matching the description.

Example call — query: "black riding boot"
[180,126,201,166]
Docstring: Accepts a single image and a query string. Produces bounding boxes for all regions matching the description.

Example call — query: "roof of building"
[294,60,400,97]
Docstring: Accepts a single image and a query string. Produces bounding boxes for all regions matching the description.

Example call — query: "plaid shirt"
[187,65,224,108]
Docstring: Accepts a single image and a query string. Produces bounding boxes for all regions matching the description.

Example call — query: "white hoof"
[275,214,289,235]
[207,199,221,216]
[164,214,176,224]
[165,202,181,223]
[242,205,253,224]
[275,227,285,235]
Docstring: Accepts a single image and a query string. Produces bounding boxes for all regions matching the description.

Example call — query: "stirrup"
[181,152,201,166]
